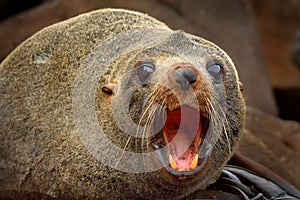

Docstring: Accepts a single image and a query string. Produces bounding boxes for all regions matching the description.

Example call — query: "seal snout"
[175,67,197,91]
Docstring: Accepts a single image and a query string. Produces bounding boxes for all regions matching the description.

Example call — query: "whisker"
[141,105,158,167]
[206,87,231,153]
[215,102,231,153]
[206,97,218,144]
[140,88,164,168]
[135,89,158,152]
[114,136,132,168]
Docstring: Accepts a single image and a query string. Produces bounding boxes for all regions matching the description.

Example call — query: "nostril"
[175,68,196,91]
[182,68,196,84]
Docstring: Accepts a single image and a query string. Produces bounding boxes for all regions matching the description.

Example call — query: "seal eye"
[136,62,155,85]
[207,62,223,83]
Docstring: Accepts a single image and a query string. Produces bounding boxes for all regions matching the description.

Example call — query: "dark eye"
[136,62,155,85]
[207,62,223,83]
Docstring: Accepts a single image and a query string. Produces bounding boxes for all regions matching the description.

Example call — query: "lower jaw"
[168,153,199,171]
[154,144,211,179]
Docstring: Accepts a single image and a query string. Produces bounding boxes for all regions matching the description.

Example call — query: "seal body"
[0,9,245,199]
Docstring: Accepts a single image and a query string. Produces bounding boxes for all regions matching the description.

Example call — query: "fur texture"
[0,9,245,199]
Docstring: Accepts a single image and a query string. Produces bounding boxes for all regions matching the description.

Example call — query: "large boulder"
[239,106,300,188]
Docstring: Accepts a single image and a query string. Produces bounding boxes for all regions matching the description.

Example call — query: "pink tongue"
[163,107,202,170]
[169,129,194,168]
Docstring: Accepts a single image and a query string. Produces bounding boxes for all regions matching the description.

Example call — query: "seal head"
[97,30,246,195]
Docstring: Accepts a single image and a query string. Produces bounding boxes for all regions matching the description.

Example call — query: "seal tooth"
[169,155,177,169]
[191,154,199,169]
[198,137,202,145]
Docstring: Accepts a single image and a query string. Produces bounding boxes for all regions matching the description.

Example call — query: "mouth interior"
[163,106,207,171]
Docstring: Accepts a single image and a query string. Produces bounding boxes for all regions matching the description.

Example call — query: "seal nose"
[175,68,197,91]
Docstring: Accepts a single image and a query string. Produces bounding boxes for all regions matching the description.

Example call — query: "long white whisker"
[114,136,132,168]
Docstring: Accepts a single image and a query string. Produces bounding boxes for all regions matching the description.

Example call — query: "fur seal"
[0,9,246,199]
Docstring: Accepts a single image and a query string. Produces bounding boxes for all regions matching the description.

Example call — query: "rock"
[0,0,44,22]
[250,0,300,88]
[239,106,300,189]
[274,87,300,122]
[250,0,300,122]
[292,31,300,69]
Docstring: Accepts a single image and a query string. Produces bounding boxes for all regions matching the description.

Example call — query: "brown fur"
[0,9,245,199]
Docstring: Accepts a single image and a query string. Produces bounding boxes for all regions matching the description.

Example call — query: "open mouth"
[151,106,209,176]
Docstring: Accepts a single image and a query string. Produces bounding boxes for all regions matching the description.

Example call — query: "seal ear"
[238,81,244,92]
[101,83,116,95]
